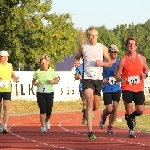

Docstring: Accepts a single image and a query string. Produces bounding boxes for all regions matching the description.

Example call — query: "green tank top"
[33,67,57,93]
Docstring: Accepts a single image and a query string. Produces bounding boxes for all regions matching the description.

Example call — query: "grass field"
[7,99,150,114]
[113,114,150,133]
[8,99,126,114]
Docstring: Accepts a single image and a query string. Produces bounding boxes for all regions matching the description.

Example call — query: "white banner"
[9,71,150,101]
[12,71,80,101]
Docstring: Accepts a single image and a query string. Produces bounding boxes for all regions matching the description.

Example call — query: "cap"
[0,51,9,56]
[108,44,119,52]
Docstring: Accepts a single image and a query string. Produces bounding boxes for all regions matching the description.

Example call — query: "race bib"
[86,67,99,77]
[108,77,118,85]
[0,80,9,88]
[128,75,140,85]
[38,85,49,93]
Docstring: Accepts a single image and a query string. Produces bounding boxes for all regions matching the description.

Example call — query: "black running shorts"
[0,92,11,101]
[82,79,102,96]
[122,90,145,105]
[103,90,121,105]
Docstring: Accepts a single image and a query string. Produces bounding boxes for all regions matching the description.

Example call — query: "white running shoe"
[41,126,47,132]
[2,124,8,134]
[45,121,50,130]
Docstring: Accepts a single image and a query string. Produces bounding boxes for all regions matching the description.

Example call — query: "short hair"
[86,26,98,37]
[125,37,138,46]
[74,57,80,62]
[37,55,50,63]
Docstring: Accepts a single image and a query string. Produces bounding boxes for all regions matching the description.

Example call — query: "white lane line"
[8,116,74,150]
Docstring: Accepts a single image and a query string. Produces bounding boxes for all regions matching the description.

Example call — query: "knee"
[3,105,9,111]
[112,105,118,113]
[106,107,113,114]
[136,109,144,115]
[87,101,93,110]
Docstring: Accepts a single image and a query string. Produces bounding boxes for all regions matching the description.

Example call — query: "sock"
[108,125,113,129]
[82,109,86,119]
[101,115,107,120]
[88,131,93,137]
[125,113,133,131]
[131,110,141,118]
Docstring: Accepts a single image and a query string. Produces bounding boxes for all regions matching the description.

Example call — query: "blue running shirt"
[102,58,121,93]
[75,63,83,91]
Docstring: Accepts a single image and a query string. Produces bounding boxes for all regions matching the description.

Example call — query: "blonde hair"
[37,55,50,64]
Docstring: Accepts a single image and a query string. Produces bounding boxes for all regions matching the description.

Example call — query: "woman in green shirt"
[32,55,58,132]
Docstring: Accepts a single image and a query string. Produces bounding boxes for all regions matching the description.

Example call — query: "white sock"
[4,124,7,128]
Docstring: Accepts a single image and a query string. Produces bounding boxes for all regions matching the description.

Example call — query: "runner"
[0,50,19,134]
[75,27,112,141]
[32,55,58,132]
[99,44,121,134]
[74,59,87,125]
[114,37,149,138]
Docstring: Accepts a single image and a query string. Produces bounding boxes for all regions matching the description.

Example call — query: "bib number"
[128,75,140,85]
[108,77,118,85]
[38,85,49,93]
[0,80,9,88]
[87,67,99,77]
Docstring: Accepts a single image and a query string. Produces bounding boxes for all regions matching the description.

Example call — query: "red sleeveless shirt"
[121,53,144,92]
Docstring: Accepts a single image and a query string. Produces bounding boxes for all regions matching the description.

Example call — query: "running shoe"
[99,115,107,129]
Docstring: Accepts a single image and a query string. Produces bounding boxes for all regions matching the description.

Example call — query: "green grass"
[7,99,127,114]
[7,99,150,114]
[114,114,150,133]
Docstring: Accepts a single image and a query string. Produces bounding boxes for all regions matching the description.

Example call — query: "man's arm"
[103,45,113,67]
[142,56,149,74]
[74,45,83,60]
[114,57,124,82]
[10,63,19,82]
[96,45,112,67]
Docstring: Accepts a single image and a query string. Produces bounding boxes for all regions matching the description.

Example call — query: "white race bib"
[108,77,118,85]
[38,85,49,93]
[128,75,140,85]
[86,67,99,77]
[0,80,9,88]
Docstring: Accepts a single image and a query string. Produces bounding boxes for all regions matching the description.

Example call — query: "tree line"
[0,0,150,70]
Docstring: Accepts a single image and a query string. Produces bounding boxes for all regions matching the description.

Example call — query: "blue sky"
[50,0,150,30]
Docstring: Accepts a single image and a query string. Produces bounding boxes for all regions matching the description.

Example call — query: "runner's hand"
[78,74,82,79]
[48,80,54,85]
[121,78,128,84]
[96,60,103,67]
[103,78,108,84]
[34,82,39,86]
[141,72,147,79]
[13,76,19,82]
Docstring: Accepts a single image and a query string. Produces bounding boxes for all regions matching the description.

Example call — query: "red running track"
[0,109,150,150]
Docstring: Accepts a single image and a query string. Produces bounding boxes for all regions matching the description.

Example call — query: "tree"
[97,26,124,57]
[0,0,78,70]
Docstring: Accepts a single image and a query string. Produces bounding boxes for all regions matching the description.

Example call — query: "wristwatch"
[144,73,148,78]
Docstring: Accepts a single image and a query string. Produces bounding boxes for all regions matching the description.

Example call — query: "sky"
[50,0,150,31]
